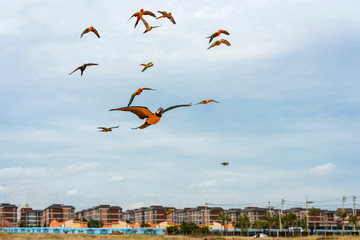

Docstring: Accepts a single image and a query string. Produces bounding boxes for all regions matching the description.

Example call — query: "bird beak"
[155,107,164,116]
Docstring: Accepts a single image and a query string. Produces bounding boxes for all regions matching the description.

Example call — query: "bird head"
[90,26,94,30]
[155,107,164,117]
[136,88,143,95]
[140,9,144,12]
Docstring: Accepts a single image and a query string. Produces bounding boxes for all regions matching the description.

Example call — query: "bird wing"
[127,93,137,107]
[167,15,176,24]
[80,28,89,38]
[132,121,151,130]
[221,39,231,46]
[207,41,219,50]
[128,12,138,22]
[69,66,81,75]
[163,104,192,113]
[221,30,230,35]
[142,88,155,91]
[97,127,106,129]
[91,28,100,38]
[143,10,156,18]
[157,11,167,15]
[111,126,119,129]
[141,66,148,72]
[85,63,99,67]
[140,18,149,28]
[109,106,153,119]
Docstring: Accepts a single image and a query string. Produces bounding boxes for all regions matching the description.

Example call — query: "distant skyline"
[1,0,360,212]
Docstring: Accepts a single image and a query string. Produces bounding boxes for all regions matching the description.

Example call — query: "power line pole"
[306,196,313,236]
[352,195,356,216]
[279,199,284,235]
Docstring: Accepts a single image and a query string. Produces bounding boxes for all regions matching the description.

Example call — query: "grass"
[0,232,359,240]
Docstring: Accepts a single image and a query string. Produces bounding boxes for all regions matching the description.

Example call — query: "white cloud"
[66,189,79,196]
[110,176,124,181]
[309,163,336,176]
[65,162,98,174]
[189,181,216,189]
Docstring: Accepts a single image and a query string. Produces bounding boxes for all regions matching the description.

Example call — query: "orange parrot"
[127,88,156,107]
[156,11,176,24]
[80,26,100,38]
[207,29,229,43]
[97,126,119,132]
[128,9,156,28]
[109,104,191,129]
[207,39,231,50]
[195,99,220,105]
[141,18,160,34]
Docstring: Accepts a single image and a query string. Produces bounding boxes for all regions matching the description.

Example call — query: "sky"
[1,0,360,212]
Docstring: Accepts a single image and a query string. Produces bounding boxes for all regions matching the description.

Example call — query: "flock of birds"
[68,9,231,166]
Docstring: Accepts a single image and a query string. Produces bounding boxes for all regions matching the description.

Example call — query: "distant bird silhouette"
[128,9,156,28]
[127,88,156,107]
[97,126,119,132]
[141,18,160,34]
[109,104,191,129]
[69,63,98,76]
[156,11,176,24]
[207,30,229,43]
[140,62,154,72]
[221,162,229,166]
[207,39,231,50]
[80,26,100,38]
[195,99,220,105]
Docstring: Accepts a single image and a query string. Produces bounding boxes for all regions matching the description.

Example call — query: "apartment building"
[227,208,242,223]
[25,210,42,227]
[164,207,177,223]
[76,205,122,223]
[242,207,268,224]
[42,204,75,226]
[176,208,190,224]
[183,206,223,225]
[0,203,18,227]
[123,209,135,223]
[134,207,147,224]
[144,205,166,224]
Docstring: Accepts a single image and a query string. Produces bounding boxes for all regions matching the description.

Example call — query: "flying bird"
[156,11,176,24]
[221,162,229,166]
[80,26,100,38]
[127,88,156,107]
[140,62,154,72]
[69,63,98,76]
[141,18,160,34]
[128,9,156,28]
[97,126,119,132]
[207,39,231,50]
[109,104,192,129]
[195,99,220,105]
[207,29,229,43]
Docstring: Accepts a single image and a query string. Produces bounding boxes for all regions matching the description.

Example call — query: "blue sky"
[0,0,360,212]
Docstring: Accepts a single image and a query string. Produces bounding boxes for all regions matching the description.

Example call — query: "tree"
[322,215,328,236]
[285,213,297,236]
[253,219,263,232]
[336,209,348,236]
[263,212,274,237]
[238,213,251,236]
[87,219,103,228]
[218,211,230,235]
[166,225,179,235]
[348,213,358,231]
[309,207,318,235]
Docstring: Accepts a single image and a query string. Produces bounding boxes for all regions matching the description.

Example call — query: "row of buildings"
[0,202,359,229]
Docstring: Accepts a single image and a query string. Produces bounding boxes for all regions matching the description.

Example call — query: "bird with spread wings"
[109,104,191,129]
[97,126,119,132]
[69,63,98,76]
